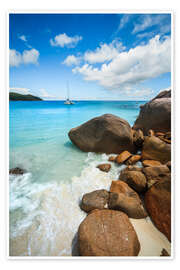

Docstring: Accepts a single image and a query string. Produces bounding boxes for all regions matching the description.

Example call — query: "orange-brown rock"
[119,168,147,193]
[126,155,141,165]
[141,136,171,164]
[108,156,117,162]
[97,163,111,172]
[116,151,132,164]
[143,165,170,188]
[145,180,171,241]
[142,160,162,167]
[80,189,109,213]
[166,161,171,171]
[109,181,148,219]
[78,209,140,256]
[156,132,165,137]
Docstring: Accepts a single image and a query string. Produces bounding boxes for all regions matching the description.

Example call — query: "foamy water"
[9,153,170,257]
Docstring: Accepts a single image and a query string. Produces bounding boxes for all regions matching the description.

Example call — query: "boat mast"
[67,81,70,100]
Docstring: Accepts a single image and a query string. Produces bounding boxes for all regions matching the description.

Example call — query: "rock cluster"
[68,90,171,256]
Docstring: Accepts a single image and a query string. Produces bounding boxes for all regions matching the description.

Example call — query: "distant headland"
[9,92,43,101]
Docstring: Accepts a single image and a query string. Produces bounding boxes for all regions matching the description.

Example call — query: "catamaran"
[64,82,75,105]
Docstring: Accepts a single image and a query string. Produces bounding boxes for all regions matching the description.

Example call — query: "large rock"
[133,90,171,135]
[119,167,147,193]
[145,180,171,241]
[78,209,140,256]
[126,155,141,165]
[141,136,171,164]
[142,160,162,167]
[68,114,135,154]
[80,189,109,213]
[143,165,170,188]
[109,181,148,219]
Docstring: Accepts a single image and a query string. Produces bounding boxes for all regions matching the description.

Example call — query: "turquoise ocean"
[9,100,150,256]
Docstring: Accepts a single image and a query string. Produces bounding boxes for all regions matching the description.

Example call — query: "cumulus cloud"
[63,55,81,66]
[9,48,40,67]
[9,49,22,67]
[73,35,171,92]
[50,33,82,48]
[84,40,125,64]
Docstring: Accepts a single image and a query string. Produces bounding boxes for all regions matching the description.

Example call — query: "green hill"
[9,92,43,101]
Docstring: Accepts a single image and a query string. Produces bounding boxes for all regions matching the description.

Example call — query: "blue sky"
[9,13,171,100]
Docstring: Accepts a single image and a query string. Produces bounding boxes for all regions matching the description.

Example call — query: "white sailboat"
[64,82,74,105]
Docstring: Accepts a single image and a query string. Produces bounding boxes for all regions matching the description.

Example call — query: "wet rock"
[109,181,148,219]
[116,151,132,164]
[142,136,171,164]
[78,209,140,256]
[142,160,162,167]
[9,167,26,175]
[145,179,171,241]
[108,156,117,162]
[97,163,111,172]
[143,165,170,188]
[126,155,141,165]
[133,90,171,135]
[119,167,147,193]
[68,114,135,154]
[80,189,109,213]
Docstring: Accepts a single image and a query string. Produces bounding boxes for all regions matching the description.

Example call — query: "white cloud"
[73,35,171,93]
[84,40,125,64]
[9,50,22,67]
[22,49,39,65]
[63,55,81,66]
[117,14,131,31]
[132,14,170,34]
[50,33,82,48]
[19,35,27,42]
[9,87,31,95]
[9,48,40,67]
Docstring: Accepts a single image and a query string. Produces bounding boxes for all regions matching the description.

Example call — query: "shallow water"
[9,100,170,257]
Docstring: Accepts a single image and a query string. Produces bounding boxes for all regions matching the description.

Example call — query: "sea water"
[9,100,170,256]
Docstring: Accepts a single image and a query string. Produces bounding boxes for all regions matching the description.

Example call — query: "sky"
[9,13,171,100]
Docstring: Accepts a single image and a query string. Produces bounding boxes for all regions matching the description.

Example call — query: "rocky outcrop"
[68,114,135,154]
[143,165,170,188]
[133,90,171,135]
[109,181,148,219]
[119,167,147,193]
[97,163,111,172]
[78,209,140,256]
[145,179,171,241]
[9,167,26,175]
[108,156,116,162]
[141,136,171,164]
[80,189,109,213]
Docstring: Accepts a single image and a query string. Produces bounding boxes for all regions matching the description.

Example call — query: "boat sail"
[64,82,74,105]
